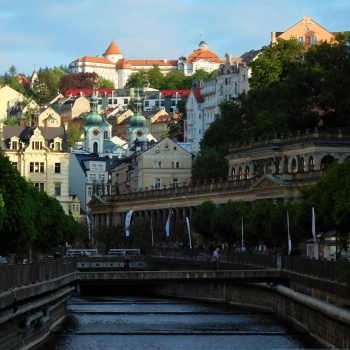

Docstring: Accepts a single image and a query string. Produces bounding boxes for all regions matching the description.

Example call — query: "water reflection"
[33,296,326,350]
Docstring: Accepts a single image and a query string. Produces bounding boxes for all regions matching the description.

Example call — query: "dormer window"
[11,141,18,150]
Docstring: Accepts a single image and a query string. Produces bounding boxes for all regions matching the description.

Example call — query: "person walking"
[212,247,220,271]
[123,251,130,271]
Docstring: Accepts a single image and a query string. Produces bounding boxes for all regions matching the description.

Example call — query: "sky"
[1,0,350,77]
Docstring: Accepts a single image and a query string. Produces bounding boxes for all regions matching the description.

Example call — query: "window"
[311,36,317,45]
[124,99,128,104]
[153,161,162,168]
[30,162,44,173]
[171,178,179,187]
[34,183,45,190]
[54,183,61,196]
[298,36,304,43]
[88,187,92,196]
[89,174,96,180]
[55,142,60,151]
[32,141,42,150]
[55,163,61,173]
[171,162,180,169]
[11,162,17,170]
[145,101,149,107]
[154,178,161,189]
[11,141,18,150]
[242,74,246,81]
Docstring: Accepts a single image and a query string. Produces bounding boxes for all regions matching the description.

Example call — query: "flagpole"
[241,217,244,249]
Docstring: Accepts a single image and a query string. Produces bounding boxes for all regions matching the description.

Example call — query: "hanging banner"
[287,211,291,255]
[125,210,133,237]
[186,217,192,249]
[312,207,316,244]
[165,210,170,237]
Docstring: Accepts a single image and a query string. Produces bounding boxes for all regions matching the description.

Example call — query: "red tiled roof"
[192,87,204,103]
[75,55,114,64]
[104,41,123,56]
[123,59,178,67]
[186,48,224,63]
[116,59,132,69]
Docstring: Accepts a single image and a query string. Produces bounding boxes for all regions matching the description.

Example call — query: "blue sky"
[1,0,349,77]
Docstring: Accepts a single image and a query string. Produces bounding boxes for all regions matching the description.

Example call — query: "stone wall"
[152,280,350,349]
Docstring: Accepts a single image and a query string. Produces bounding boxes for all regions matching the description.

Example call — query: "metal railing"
[0,252,347,293]
[0,258,77,292]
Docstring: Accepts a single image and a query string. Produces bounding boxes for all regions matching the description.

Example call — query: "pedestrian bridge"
[78,269,285,286]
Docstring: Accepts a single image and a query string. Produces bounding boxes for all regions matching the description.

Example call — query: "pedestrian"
[212,247,220,271]
[123,251,130,271]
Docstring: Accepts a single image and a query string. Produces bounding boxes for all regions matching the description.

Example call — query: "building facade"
[69,40,225,88]
[0,123,71,214]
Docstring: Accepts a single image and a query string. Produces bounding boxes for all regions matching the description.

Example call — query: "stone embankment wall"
[153,281,350,349]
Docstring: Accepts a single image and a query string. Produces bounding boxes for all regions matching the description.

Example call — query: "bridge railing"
[150,248,346,282]
[0,258,77,293]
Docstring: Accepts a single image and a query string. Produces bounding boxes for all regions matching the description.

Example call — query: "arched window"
[309,156,314,170]
[104,131,108,139]
[239,166,243,180]
[320,155,335,169]
[292,158,297,173]
[245,165,250,179]
[93,142,98,154]
[231,168,236,180]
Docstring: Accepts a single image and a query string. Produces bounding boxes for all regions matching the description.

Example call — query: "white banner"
[186,217,192,249]
[125,210,133,237]
[287,211,291,255]
[165,210,170,237]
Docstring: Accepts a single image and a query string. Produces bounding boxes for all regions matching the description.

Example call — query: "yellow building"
[271,16,339,49]
[111,137,192,192]
[0,123,71,214]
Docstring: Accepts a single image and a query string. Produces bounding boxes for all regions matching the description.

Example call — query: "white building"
[69,40,226,88]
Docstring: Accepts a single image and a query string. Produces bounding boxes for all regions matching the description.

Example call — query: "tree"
[192,200,217,241]
[67,124,83,147]
[191,146,228,184]
[59,72,98,94]
[147,65,165,90]
[97,76,115,88]
[32,68,66,105]
[3,119,19,126]
[8,76,25,93]
[124,71,149,88]
[212,200,251,247]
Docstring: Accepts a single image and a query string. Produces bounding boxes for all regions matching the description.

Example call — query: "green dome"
[130,113,146,127]
[86,111,103,125]
[86,92,102,126]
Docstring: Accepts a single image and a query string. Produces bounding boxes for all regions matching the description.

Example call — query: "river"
[33,294,326,350]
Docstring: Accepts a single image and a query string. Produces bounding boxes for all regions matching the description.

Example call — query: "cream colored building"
[111,137,192,193]
[35,106,62,127]
[0,86,23,120]
[0,123,71,214]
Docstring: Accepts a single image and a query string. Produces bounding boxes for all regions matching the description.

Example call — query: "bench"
[66,249,98,257]
[108,248,140,256]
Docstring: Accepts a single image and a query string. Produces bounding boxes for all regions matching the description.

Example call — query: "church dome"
[129,89,146,127]
[86,93,103,125]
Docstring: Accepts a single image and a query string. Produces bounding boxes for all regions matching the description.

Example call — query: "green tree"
[97,76,115,88]
[124,71,149,88]
[3,119,18,126]
[8,76,25,93]
[192,200,217,241]
[213,200,251,247]
[147,65,165,90]
[191,147,228,184]
[67,124,83,147]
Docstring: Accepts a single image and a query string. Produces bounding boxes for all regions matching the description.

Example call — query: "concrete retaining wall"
[152,281,350,349]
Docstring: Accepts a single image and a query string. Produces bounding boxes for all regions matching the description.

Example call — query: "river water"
[33,295,326,350]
